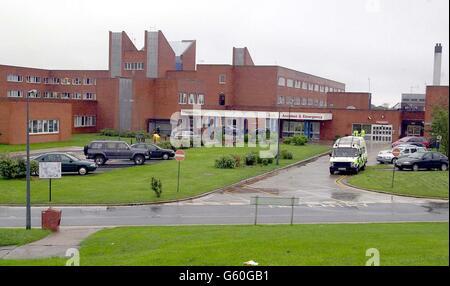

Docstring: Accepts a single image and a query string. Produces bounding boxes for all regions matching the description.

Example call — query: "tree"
[431,107,449,156]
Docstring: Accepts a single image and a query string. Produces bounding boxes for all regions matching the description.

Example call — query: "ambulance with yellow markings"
[329,133,368,175]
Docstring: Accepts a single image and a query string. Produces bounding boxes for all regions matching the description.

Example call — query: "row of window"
[124,62,144,70]
[178,92,205,105]
[6,74,96,85]
[28,120,59,134]
[7,90,96,100]
[74,115,96,127]
[277,95,326,107]
[277,77,344,93]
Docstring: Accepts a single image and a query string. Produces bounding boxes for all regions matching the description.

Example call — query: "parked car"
[131,143,175,160]
[32,152,97,175]
[83,141,149,165]
[395,151,448,171]
[392,136,429,148]
[376,145,427,164]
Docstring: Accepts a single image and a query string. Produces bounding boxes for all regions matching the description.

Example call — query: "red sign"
[392,148,401,157]
[175,150,185,161]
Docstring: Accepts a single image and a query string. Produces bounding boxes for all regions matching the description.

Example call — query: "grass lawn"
[0,144,329,205]
[0,223,447,266]
[347,165,449,199]
[0,228,50,247]
[0,133,135,154]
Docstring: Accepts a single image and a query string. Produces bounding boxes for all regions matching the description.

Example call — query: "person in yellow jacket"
[152,132,160,143]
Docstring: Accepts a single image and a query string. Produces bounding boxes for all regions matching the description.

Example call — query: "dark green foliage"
[150,177,163,198]
[281,149,294,159]
[214,155,237,169]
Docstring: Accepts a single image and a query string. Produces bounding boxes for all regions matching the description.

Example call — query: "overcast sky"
[0,0,448,106]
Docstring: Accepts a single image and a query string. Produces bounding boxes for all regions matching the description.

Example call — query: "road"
[0,143,448,227]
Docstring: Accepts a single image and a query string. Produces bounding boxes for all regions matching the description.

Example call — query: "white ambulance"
[329,136,368,175]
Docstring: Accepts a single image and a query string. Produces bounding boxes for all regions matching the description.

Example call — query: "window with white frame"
[319,100,324,107]
[308,83,314,91]
[27,91,40,98]
[277,96,285,105]
[178,93,187,104]
[314,99,319,106]
[319,85,325,92]
[83,93,96,100]
[7,90,23,98]
[302,82,308,90]
[188,93,196,104]
[301,97,307,105]
[43,91,55,99]
[61,78,71,85]
[124,63,144,70]
[26,76,41,83]
[61,92,71,99]
[294,97,301,105]
[28,119,59,134]
[74,115,96,127]
[72,78,82,85]
[7,74,23,82]
[308,98,313,105]
[49,77,60,85]
[286,79,294,88]
[314,84,319,92]
[83,78,96,85]
[325,86,329,93]
[219,74,226,84]
[197,94,205,105]
[278,77,286,86]
[294,80,301,89]
[72,93,82,100]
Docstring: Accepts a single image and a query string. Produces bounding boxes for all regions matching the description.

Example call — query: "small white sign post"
[39,162,61,202]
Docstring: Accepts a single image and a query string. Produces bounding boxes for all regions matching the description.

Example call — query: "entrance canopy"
[181,109,332,120]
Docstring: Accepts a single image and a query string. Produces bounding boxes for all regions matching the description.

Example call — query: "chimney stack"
[433,43,442,85]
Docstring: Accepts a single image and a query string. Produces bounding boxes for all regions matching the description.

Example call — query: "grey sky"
[0,0,448,106]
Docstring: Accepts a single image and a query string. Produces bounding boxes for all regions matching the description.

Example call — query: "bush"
[245,152,258,166]
[281,150,293,159]
[0,156,38,179]
[100,128,119,137]
[215,155,236,169]
[283,137,292,145]
[150,177,163,198]
[231,154,242,167]
[157,141,177,151]
[291,135,308,146]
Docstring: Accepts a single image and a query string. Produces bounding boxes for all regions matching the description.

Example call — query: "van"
[329,136,368,175]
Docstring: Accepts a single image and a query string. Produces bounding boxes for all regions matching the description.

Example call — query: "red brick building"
[0,30,448,145]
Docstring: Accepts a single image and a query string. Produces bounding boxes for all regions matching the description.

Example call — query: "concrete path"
[0,227,102,260]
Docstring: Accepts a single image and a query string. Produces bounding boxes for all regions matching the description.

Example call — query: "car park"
[395,151,448,171]
[392,136,430,148]
[131,143,175,160]
[32,152,97,175]
[84,141,149,165]
[376,145,427,164]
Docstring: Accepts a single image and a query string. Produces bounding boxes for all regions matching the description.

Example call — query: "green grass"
[0,228,50,247]
[0,223,447,266]
[0,144,329,205]
[0,133,135,153]
[348,165,449,199]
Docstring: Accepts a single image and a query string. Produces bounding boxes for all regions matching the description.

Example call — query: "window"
[7,90,23,98]
[43,91,56,99]
[197,94,205,105]
[26,76,41,83]
[319,85,325,92]
[314,84,319,92]
[61,78,71,85]
[27,91,40,98]
[294,97,301,105]
[124,63,144,70]
[319,100,324,107]
[308,98,313,106]
[47,77,60,85]
[74,115,96,127]
[325,86,329,92]
[278,77,286,86]
[219,74,226,84]
[178,93,187,104]
[188,93,196,104]
[7,74,23,82]
[301,97,307,105]
[61,92,71,99]
[73,78,82,85]
[72,93,82,100]
[314,99,319,106]
[302,82,308,90]
[83,78,96,85]
[28,119,59,134]
[277,96,285,105]
[219,94,225,106]
[83,93,96,100]
[294,80,301,89]
[308,83,314,91]
[286,79,294,88]
[286,96,294,105]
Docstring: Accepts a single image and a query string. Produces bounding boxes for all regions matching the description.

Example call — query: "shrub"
[100,128,119,137]
[245,152,258,166]
[257,156,274,165]
[215,155,236,169]
[283,137,292,145]
[150,177,163,198]
[0,156,39,179]
[231,154,242,167]
[281,150,293,160]
[291,135,308,146]
[157,141,177,151]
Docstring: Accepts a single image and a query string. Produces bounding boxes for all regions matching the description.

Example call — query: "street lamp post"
[26,90,36,229]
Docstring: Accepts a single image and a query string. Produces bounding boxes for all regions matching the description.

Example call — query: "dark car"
[32,153,97,175]
[84,141,149,165]
[392,136,430,148]
[131,143,175,160]
[395,151,448,171]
